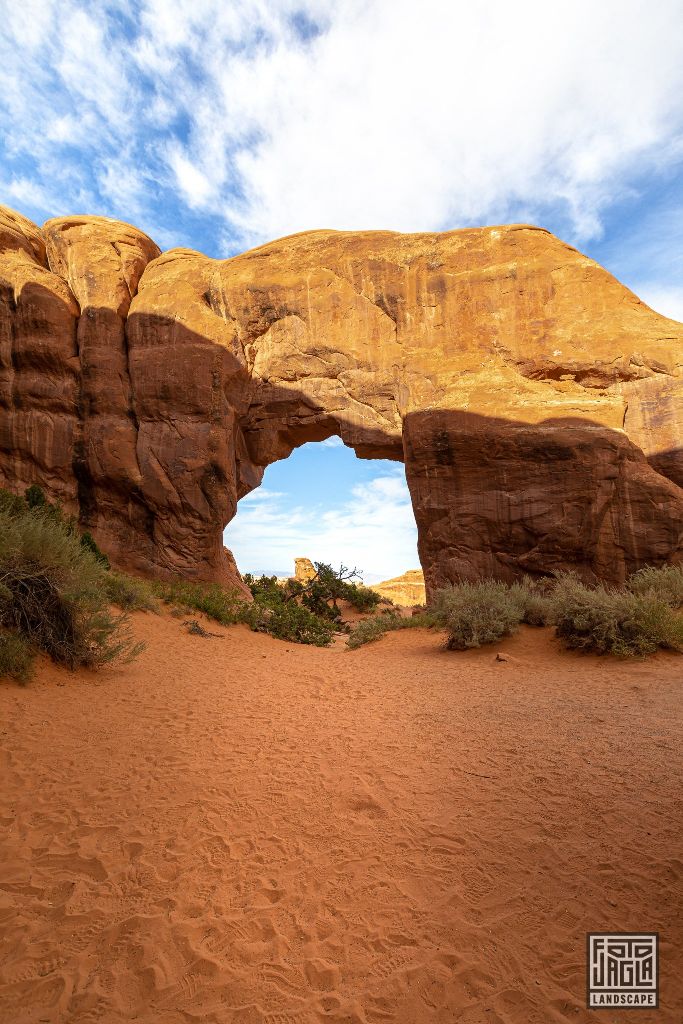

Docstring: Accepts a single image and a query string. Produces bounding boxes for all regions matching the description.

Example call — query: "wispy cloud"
[1,0,682,267]
[224,465,418,581]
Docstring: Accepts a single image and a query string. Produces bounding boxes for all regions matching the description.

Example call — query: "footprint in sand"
[304,957,341,991]
[0,973,66,1015]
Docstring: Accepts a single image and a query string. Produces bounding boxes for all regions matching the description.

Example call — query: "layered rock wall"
[0,205,681,595]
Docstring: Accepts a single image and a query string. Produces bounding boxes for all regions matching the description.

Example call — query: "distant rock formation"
[370,570,426,607]
[294,558,317,584]
[1,203,681,596]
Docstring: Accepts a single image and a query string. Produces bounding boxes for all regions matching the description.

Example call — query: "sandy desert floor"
[0,611,681,1023]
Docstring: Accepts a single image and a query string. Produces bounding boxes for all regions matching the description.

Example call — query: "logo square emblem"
[587,933,658,1009]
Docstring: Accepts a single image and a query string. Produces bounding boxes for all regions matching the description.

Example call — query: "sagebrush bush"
[432,580,527,650]
[347,614,400,648]
[508,578,554,626]
[104,572,158,611]
[0,629,34,684]
[346,611,437,649]
[0,489,28,517]
[0,486,111,564]
[0,504,144,674]
[150,579,245,624]
[552,574,683,656]
[627,565,683,609]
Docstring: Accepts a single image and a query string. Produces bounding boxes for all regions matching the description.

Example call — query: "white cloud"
[1,0,682,252]
[44,114,80,144]
[0,175,56,209]
[178,0,683,245]
[97,155,150,216]
[167,147,216,208]
[224,466,419,580]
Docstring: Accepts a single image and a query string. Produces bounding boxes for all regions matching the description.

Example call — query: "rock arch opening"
[224,435,419,587]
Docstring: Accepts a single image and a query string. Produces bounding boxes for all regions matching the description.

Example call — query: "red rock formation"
[404,411,683,592]
[0,205,681,595]
[42,216,161,565]
[0,207,80,508]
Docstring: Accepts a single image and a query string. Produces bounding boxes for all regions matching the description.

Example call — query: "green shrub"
[2,485,112,565]
[246,573,290,607]
[552,574,683,657]
[0,629,34,684]
[150,579,246,624]
[79,531,111,569]
[509,578,554,626]
[344,583,381,612]
[243,600,334,646]
[432,580,526,650]
[24,483,47,510]
[249,562,381,622]
[292,563,346,621]
[104,572,158,611]
[0,488,28,517]
[150,574,335,646]
[346,611,437,649]
[23,484,64,528]
[627,565,683,609]
[0,506,144,671]
[242,565,383,646]
[244,573,335,644]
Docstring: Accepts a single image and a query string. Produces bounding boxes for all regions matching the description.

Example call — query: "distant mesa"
[370,570,426,608]
[0,204,681,597]
[289,560,425,608]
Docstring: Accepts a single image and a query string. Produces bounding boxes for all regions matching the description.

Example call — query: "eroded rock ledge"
[1,204,681,595]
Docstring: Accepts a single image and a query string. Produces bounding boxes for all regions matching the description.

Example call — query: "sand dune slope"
[0,613,681,1023]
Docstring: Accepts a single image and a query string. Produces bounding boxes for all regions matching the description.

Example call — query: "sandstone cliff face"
[42,216,162,569]
[404,411,683,593]
[0,205,681,594]
[0,207,80,508]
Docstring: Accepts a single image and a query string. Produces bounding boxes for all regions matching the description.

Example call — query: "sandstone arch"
[0,204,681,597]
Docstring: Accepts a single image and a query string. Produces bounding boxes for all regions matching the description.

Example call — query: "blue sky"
[1,0,682,578]
[224,440,417,582]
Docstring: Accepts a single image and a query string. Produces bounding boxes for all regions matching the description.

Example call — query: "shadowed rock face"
[0,205,681,595]
[404,411,683,592]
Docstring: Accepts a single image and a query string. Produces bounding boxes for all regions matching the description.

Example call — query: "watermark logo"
[587,933,658,1009]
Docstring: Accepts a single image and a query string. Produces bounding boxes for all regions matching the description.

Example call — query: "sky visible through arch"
[2,0,682,575]
[224,439,419,582]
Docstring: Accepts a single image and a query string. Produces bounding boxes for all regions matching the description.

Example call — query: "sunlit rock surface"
[370,570,426,607]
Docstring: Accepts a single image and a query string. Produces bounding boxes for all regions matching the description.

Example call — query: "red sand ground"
[1,611,681,1023]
